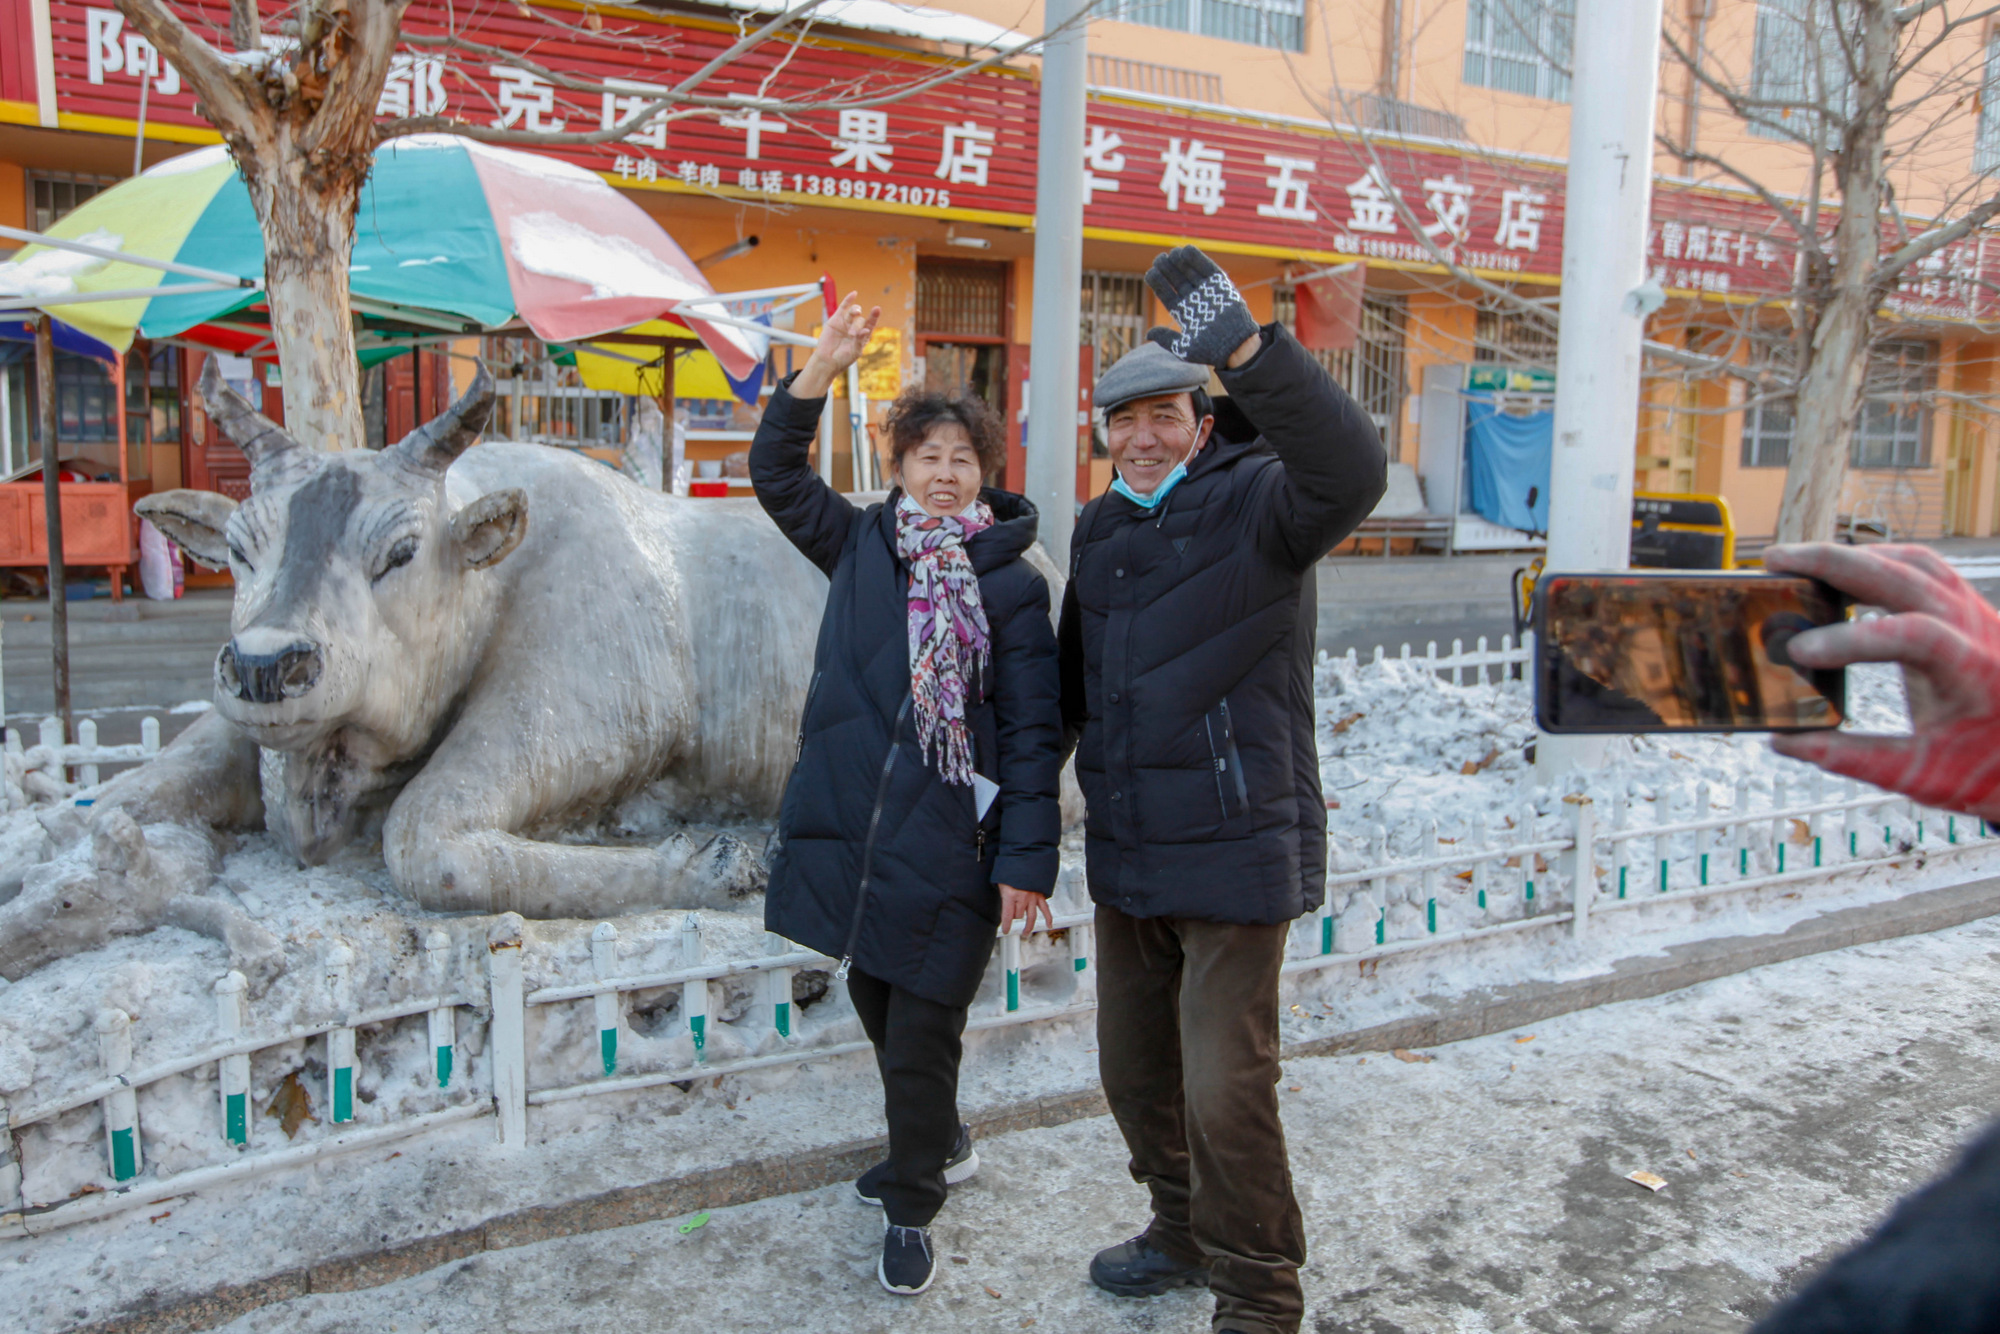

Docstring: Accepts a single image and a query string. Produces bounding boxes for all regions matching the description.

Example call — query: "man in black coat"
[1059,247,1387,1334]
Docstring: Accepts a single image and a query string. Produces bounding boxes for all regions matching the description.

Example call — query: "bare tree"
[1307,0,2000,542]
[114,0,1085,450]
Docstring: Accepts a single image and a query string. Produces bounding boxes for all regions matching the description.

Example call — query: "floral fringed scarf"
[896,494,994,785]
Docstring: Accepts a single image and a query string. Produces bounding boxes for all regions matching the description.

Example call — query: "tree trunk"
[1772,0,1897,543]
[244,148,368,451]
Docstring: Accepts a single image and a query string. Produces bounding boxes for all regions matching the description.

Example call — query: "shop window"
[1273,288,1408,461]
[1462,0,1573,104]
[916,261,1006,339]
[1473,305,1559,366]
[1855,340,1936,470]
[29,172,121,232]
[0,358,30,476]
[1747,0,1855,143]
[1080,271,1151,382]
[1741,395,1795,468]
[481,336,631,446]
[1107,0,1303,53]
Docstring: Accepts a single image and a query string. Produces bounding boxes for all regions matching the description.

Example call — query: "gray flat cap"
[1094,341,1208,414]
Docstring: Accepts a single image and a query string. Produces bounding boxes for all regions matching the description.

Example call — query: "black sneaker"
[1089,1233,1211,1297]
[879,1223,937,1295]
[854,1123,979,1206]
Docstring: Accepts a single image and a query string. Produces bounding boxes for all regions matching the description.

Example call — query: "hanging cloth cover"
[1464,395,1553,534]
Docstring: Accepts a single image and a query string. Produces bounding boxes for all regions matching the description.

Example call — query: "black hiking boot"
[878,1223,937,1296]
[854,1123,979,1206]
[1089,1233,1211,1297]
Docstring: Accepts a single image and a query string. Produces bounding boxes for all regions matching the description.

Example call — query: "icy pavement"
[195,913,2000,1334]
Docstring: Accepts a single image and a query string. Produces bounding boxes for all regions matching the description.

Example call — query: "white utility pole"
[1023,0,1087,569]
[1536,0,1665,781]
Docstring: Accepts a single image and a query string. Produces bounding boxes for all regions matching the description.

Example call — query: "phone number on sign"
[792,175,952,208]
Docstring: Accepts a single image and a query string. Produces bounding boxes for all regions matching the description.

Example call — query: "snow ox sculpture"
[0,364,827,978]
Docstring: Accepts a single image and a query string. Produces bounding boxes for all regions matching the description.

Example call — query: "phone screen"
[1535,572,1847,734]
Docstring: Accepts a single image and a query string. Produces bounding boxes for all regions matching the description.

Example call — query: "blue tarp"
[1465,396,1552,533]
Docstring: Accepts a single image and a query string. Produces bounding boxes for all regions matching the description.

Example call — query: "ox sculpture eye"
[374,537,419,582]
[227,543,254,573]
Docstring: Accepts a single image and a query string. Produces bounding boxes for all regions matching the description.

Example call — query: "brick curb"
[76,873,2000,1334]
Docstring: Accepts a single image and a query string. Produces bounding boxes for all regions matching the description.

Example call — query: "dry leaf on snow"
[1331,712,1365,734]
[1391,1048,1434,1063]
[1626,1170,1668,1192]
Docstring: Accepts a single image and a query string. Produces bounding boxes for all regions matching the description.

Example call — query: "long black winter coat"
[1058,323,1387,925]
[751,382,1063,1008]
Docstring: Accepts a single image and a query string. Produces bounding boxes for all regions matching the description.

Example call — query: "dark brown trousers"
[1096,904,1307,1334]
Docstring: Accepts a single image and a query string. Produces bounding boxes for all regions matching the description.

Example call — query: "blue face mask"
[1111,459,1189,511]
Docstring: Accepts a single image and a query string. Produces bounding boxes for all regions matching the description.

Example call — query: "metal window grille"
[1741,395,1795,468]
[1747,0,1855,143]
[1107,0,1304,52]
[1341,92,1469,142]
[1461,0,1573,104]
[1979,31,2000,174]
[1273,289,1408,460]
[1081,272,1151,380]
[480,336,630,447]
[916,262,1007,338]
[1472,306,1559,366]
[1855,340,1937,470]
[28,172,121,233]
[1087,55,1223,104]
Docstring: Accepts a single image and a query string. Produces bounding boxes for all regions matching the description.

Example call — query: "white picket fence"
[1,641,1989,1238]
[3,714,163,805]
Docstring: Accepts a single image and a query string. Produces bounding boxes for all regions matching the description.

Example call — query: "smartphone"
[1534,571,1848,734]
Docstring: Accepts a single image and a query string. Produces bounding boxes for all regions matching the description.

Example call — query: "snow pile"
[0,653,1987,1229]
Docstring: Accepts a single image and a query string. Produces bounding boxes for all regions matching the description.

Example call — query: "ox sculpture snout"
[217,640,323,704]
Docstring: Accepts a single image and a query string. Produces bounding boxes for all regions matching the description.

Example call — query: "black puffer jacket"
[1058,323,1386,925]
[752,382,1063,1008]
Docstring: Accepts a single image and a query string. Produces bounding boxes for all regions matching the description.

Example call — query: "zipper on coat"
[836,694,913,981]
[794,670,824,762]
[1204,713,1231,818]
[1218,697,1249,808]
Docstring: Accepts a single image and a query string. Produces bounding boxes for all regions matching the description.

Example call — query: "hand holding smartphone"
[1534,571,1848,734]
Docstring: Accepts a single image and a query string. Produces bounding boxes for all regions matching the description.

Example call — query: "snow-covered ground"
[2,652,1994,1331]
[196,909,2000,1333]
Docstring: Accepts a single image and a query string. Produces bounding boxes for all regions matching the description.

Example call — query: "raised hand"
[1766,542,2000,819]
[1142,246,1261,369]
[792,291,881,398]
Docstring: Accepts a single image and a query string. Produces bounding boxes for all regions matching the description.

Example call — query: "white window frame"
[1461,0,1573,104]
[1979,27,2000,174]
[1106,0,1304,53]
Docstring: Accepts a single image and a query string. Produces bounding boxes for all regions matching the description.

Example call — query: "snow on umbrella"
[0,135,764,378]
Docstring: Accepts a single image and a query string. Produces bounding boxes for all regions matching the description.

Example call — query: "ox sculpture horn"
[395,363,498,477]
[198,358,305,470]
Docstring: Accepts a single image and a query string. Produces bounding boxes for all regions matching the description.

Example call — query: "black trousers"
[847,967,971,1228]
[1097,905,1308,1334]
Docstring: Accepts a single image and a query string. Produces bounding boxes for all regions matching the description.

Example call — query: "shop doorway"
[916,259,1011,479]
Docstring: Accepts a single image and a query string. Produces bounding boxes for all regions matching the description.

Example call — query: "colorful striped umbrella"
[0,135,762,377]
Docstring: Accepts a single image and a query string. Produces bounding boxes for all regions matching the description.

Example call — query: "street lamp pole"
[1023,0,1087,571]
[1535,0,1665,781]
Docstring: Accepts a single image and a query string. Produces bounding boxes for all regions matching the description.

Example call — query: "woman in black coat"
[749,294,1063,1298]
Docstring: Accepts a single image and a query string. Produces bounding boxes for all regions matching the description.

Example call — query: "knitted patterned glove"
[1768,542,2000,820]
[1143,246,1260,368]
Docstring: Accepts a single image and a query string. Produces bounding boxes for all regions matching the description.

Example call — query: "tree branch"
[113,0,260,133]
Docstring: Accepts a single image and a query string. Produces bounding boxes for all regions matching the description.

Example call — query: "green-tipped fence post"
[1695,785,1711,885]
[766,933,796,1038]
[1656,791,1671,892]
[1844,778,1860,859]
[680,915,708,1061]
[1422,818,1440,934]
[591,922,620,1077]
[1609,793,1627,898]
[424,930,455,1088]
[97,1008,141,1182]
[1473,812,1492,912]
[1000,928,1022,1013]
[1771,775,1789,875]
[1519,801,1537,912]
[214,970,250,1147]
[1369,824,1388,944]
[325,943,357,1124]
[1735,781,1751,876]
[1564,793,1596,940]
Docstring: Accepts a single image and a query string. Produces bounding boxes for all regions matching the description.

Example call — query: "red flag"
[1294,263,1365,352]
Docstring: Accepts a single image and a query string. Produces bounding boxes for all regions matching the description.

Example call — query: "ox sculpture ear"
[197,359,304,469]
[396,363,497,477]
[134,490,238,570]
[452,489,527,570]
